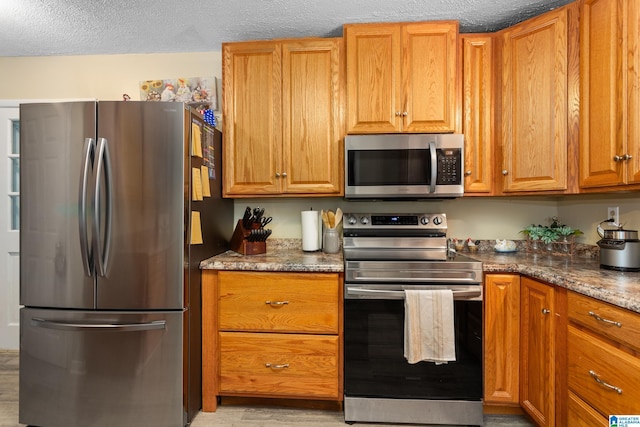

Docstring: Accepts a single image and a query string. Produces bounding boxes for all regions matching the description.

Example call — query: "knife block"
[229,219,266,255]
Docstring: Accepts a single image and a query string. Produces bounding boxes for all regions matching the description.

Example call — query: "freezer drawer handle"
[31,317,166,332]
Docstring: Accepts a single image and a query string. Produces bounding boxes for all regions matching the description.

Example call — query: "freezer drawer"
[19,308,184,427]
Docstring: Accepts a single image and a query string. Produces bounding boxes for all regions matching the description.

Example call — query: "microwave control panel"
[437,148,462,184]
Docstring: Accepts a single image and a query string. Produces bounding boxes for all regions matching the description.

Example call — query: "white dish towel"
[404,289,456,364]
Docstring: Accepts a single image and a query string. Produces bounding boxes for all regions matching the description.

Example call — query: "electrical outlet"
[608,206,620,225]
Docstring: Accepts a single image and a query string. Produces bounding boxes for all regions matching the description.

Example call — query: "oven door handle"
[346,286,481,300]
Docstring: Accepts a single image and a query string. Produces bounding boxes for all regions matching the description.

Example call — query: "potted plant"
[520,217,582,254]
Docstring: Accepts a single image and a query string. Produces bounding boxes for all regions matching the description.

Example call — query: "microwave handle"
[429,141,437,193]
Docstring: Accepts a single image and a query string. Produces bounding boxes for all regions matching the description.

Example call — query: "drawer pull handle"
[588,311,622,327]
[265,363,289,370]
[265,300,289,306]
[589,370,622,394]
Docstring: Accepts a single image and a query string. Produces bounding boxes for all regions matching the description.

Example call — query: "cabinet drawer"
[567,391,608,427]
[219,332,340,398]
[568,325,640,416]
[218,271,339,333]
[568,291,640,351]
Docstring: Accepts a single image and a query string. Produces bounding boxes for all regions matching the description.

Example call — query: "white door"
[0,106,20,350]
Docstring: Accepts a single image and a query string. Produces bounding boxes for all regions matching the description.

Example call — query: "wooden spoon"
[335,208,343,227]
[327,210,336,229]
[320,210,329,228]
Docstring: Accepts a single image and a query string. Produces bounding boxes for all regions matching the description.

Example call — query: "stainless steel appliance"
[19,101,233,427]
[342,213,484,426]
[344,134,464,199]
[597,219,640,271]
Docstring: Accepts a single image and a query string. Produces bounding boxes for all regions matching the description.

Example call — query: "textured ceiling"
[1,0,573,57]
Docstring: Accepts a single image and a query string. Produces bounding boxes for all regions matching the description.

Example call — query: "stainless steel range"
[342,213,484,426]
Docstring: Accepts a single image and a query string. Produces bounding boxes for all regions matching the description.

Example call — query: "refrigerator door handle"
[93,137,114,277]
[31,317,167,332]
[79,137,96,276]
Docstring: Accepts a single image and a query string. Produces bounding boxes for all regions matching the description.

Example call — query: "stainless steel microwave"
[344,134,464,199]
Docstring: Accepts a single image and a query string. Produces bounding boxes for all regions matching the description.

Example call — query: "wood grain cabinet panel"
[222,38,344,197]
[345,21,459,133]
[579,0,640,190]
[520,277,556,427]
[483,274,520,405]
[567,391,608,427]
[219,332,339,398]
[499,6,571,193]
[461,34,494,195]
[218,271,339,333]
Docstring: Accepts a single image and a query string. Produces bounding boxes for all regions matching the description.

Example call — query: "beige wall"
[0,52,222,101]
[2,52,639,245]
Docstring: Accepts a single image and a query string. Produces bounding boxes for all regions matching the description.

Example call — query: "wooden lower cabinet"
[202,270,343,411]
[567,391,608,427]
[483,274,520,405]
[567,291,640,421]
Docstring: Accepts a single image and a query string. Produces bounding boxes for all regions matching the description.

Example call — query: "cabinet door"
[462,34,494,194]
[579,0,627,188]
[629,0,640,184]
[345,23,402,133]
[282,39,343,194]
[402,21,458,133]
[501,8,568,192]
[484,274,520,405]
[520,277,555,426]
[223,41,282,196]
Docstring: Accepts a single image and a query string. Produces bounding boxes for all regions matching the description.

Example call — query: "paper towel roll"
[301,210,320,251]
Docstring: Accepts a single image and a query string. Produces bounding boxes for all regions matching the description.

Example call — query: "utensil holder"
[230,219,266,255]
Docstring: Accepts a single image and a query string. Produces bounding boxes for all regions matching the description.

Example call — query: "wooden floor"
[1,350,533,427]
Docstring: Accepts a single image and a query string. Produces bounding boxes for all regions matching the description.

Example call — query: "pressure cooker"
[596,219,640,271]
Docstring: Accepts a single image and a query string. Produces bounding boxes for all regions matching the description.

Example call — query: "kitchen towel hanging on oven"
[404,289,456,364]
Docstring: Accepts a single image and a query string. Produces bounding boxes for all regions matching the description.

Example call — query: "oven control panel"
[343,213,447,234]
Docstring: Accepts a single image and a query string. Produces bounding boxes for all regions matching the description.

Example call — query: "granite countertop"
[471,251,640,314]
[200,239,343,273]
[200,239,640,314]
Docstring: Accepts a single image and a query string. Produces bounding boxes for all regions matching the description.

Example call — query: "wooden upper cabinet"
[499,6,573,193]
[579,0,640,189]
[222,38,344,197]
[345,21,459,134]
[461,34,494,194]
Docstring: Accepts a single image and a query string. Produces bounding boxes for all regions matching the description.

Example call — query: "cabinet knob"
[502,170,508,176]
[275,172,281,178]
[402,111,408,117]
[395,111,402,117]
[465,170,472,176]
[541,308,551,315]
[623,154,633,160]
[282,172,287,178]
[614,155,623,162]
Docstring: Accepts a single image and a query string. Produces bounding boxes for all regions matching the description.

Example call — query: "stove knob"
[347,215,357,225]
[420,216,429,225]
[360,216,369,225]
[432,216,443,225]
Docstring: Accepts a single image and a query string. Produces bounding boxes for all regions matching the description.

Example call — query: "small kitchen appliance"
[597,219,640,271]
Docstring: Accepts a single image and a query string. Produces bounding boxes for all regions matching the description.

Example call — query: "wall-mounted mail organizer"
[229,219,269,255]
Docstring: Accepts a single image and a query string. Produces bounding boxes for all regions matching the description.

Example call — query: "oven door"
[343,285,483,402]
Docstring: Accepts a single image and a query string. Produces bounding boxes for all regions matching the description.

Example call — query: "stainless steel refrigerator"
[19,101,233,427]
